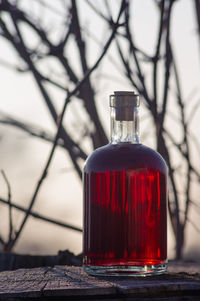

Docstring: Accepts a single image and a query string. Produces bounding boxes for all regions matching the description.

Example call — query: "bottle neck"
[110,107,140,144]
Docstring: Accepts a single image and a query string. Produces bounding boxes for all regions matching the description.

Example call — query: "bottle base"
[84,262,167,277]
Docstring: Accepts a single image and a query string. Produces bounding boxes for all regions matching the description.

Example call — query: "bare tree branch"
[85,0,110,23]
[171,50,192,232]
[0,15,87,178]
[1,170,13,247]
[0,112,65,147]
[0,197,82,232]
[3,0,127,251]
[163,128,200,180]
[124,2,152,110]
[158,0,173,139]
[0,0,199,260]
[153,0,165,118]
[194,0,200,46]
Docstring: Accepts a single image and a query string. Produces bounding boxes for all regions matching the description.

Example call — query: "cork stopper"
[110,91,139,121]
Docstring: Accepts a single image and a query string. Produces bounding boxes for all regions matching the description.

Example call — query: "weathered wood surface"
[0,262,199,300]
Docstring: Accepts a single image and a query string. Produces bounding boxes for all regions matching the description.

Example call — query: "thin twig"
[124,2,152,109]
[0,235,5,246]
[115,38,140,92]
[85,0,110,23]
[187,98,200,124]
[0,58,20,71]
[163,128,200,180]
[186,217,200,233]
[194,0,200,46]
[0,197,82,232]
[32,0,66,17]
[167,154,181,240]
[0,58,68,91]
[0,113,65,146]
[190,199,200,212]
[171,47,192,231]
[153,0,165,118]
[159,1,173,137]
[1,170,13,244]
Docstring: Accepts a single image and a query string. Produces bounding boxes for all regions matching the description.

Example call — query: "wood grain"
[0,262,199,300]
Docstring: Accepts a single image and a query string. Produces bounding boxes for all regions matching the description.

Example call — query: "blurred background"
[0,0,199,260]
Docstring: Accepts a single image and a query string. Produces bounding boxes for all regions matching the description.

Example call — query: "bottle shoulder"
[84,143,167,174]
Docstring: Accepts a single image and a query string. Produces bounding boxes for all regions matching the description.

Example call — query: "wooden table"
[0,261,199,300]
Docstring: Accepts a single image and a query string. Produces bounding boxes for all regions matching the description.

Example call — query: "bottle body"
[83,143,167,276]
[83,91,167,276]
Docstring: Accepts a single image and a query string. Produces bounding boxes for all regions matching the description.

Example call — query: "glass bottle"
[83,91,167,276]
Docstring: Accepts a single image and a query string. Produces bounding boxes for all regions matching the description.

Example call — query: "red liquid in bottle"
[83,143,167,269]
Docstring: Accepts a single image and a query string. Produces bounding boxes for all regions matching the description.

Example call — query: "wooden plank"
[43,266,117,297]
[0,263,199,300]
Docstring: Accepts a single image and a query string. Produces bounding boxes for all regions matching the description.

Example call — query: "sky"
[0,0,199,258]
